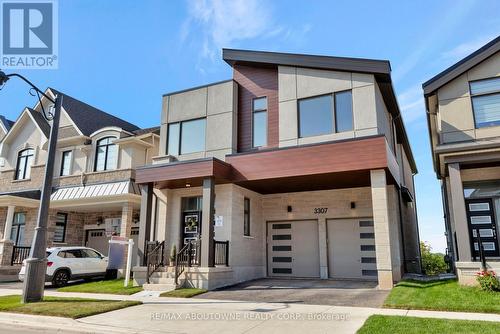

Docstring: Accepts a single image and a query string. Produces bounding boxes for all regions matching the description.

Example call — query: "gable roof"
[223,48,417,173]
[0,115,14,132]
[27,108,50,137]
[423,35,500,95]
[49,88,140,136]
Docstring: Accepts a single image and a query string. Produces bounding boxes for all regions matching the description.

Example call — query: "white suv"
[19,246,108,287]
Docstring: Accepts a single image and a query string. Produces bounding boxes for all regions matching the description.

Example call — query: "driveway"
[198,278,390,308]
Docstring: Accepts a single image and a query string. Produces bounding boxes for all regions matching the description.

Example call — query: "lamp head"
[0,70,9,86]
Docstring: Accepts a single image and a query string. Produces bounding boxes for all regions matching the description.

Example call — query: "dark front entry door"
[465,198,500,258]
[182,211,202,245]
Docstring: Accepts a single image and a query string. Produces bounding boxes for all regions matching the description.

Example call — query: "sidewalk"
[0,288,499,334]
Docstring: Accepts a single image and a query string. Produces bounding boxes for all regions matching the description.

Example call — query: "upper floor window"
[15,148,34,180]
[470,77,500,128]
[60,150,72,176]
[95,137,118,171]
[298,90,353,138]
[167,118,206,155]
[252,97,267,147]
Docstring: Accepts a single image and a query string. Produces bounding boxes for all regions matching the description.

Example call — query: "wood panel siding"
[233,64,279,152]
[227,136,388,181]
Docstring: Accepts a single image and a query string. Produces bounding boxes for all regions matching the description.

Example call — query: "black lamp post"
[0,70,63,303]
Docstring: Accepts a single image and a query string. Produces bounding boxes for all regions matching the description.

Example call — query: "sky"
[1,0,499,252]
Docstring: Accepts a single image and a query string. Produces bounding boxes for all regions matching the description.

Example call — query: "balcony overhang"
[136,136,396,193]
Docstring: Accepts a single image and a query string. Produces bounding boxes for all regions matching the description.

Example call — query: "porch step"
[143,283,177,292]
[150,271,176,279]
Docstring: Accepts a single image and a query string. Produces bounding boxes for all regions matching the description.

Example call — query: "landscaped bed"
[384,279,500,314]
[0,295,141,319]
[160,288,207,298]
[357,315,500,334]
[58,278,143,295]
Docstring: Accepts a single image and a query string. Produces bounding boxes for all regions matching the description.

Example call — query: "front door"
[465,198,500,258]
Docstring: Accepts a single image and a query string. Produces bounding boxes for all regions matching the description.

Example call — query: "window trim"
[166,117,206,156]
[94,136,118,172]
[60,150,73,176]
[243,197,251,236]
[54,212,68,243]
[15,148,34,180]
[469,77,500,129]
[252,97,268,148]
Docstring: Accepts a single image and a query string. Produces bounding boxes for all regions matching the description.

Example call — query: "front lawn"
[0,295,141,319]
[384,279,500,313]
[357,315,500,334]
[160,288,207,298]
[58,278,143,295]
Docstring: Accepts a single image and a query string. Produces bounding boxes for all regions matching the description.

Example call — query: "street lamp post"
[0,71,62,303]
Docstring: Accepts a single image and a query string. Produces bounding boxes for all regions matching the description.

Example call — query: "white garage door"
[267,220,320,278]
[86,229,109,256]
[327,219,377,280]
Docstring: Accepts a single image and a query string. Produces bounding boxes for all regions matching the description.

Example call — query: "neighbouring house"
[423,36,500,285]
[133,49,422,291]
[0,88,159,270]
[0,115,14,141]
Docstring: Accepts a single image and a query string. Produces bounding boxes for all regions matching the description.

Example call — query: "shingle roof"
[132,126,160,136]
[0,115,14,131]
[49,88,140,136]
[27,108,50,137]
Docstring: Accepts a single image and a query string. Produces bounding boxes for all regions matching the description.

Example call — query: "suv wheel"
[52,270,70,287]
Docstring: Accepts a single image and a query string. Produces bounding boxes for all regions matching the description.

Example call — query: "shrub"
[476,270,500,292]
[169,244,177,265]
[420,241,448,275]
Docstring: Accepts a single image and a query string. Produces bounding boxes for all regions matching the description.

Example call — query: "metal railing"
[175,239,200,285]
[146,241,165,284]
[474,228,487,270]
[214,240,229,266]
[11,246,31,265]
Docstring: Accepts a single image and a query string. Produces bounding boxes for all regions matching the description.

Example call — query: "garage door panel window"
[272,223,291,229]
[360,245,376,251]
[273,234,291,240]
[362,270,378,276]
[272,268,292,274]
[272,257,292,263]
[273,245,292,251]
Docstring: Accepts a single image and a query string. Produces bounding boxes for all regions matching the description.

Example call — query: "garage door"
[86,229,109,255]
[267,220,320,278]
[327,219,377,280]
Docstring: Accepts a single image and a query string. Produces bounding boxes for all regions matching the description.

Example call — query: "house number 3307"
[314,208,328,214]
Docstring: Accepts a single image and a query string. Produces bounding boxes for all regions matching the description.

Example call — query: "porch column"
[447,163,471,261]
[2,205,15,241]
[370,169,393,290]
[137,183,153,266]
[200,177,215,267]
[120,202,133,239]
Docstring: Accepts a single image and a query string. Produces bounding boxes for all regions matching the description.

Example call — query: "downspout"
[412,175,423,273]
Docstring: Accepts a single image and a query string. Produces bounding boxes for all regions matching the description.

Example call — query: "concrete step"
[143,283,177,292]
[0,266,21,275]
[151,271,176,279]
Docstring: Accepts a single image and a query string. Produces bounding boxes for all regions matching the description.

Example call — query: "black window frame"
[166,118,206,156]
[243,197,250,236]
[297,90,354,138]
[252,97,267,148]
[15,148,34,180]
[54,212,68,243]
[94,136,118,172]
[469,77,500,129]
[60,150,72,176]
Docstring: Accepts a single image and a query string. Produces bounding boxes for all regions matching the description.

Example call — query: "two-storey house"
[133,49,421,291]
[0,88,159,269]
[423,36,500,284]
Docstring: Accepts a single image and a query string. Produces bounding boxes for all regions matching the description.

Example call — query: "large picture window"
[95,137,118,171]
[252,97,267,147]
[54,213,68,243]
[167,118,206,155]
[298,90,353,138]
[470,77,500,128]
[15,148,34,180]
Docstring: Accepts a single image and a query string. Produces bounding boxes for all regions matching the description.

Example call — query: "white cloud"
[440,34,498,63]
[182,0,311,61]
[398,84,426,124]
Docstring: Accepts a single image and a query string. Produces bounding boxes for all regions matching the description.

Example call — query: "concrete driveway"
[198,278,390,308]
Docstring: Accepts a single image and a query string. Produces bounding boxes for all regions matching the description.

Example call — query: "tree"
[420,241,448,275]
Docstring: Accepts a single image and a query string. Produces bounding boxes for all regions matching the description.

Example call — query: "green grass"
[160,288,207,298]
[357,315,500,334]
[0,295,141,319]
[58,278,143,295]
[384,279,500,313]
